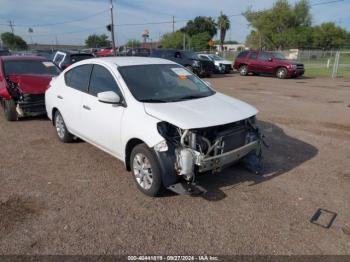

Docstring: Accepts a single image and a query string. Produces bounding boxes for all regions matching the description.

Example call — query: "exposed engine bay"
[156,116,264,185]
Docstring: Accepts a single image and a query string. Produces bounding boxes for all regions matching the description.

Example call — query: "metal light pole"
[110,0,117,56]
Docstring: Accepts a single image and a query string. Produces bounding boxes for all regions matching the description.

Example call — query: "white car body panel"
[45,56,258,165]
[144,92,258,129]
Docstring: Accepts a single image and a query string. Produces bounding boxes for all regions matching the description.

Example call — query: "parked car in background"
[150,49,215,77]
[45,57,262,197]
[198,54,232,73]
[53,51,94,70]
[126,48,150,57]
[0,48,11,56]
[233,50,305,79]
[95,47,115,57]
[0,56,60,121]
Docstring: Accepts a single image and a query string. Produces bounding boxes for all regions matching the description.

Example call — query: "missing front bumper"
[197,140,259,173]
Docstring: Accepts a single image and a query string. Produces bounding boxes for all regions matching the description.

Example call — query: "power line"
[311,0,344,6]
[0,9,109,28]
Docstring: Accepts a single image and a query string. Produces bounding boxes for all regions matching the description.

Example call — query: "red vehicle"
[233,51,305,79]
[95,47,115,57]
[0,56,60,121]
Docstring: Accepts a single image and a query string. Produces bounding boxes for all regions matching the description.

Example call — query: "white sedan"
[45,57,263,196]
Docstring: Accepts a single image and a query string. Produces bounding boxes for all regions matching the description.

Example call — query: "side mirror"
[268,57,273,62]
[97,91,121,104]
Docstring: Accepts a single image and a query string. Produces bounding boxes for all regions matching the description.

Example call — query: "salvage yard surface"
[0,74,349,255]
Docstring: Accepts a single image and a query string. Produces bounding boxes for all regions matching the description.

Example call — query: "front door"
[81,64,125,158]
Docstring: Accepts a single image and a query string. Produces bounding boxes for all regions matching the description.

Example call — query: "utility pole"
[110,0,117,56]
[8,20,14,34]
[172,16,175,33]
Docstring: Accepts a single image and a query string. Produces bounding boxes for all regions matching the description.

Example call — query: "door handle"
[83,105,91,110]
[57,95,63,99]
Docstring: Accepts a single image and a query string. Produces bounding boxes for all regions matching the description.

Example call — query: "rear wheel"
[276,67,288,79]
[239,65,248,76]
[130,143,164,197]
[54,111,74,143]
[3,99,18,121]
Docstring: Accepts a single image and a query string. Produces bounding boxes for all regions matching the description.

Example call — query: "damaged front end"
[6,77,46,117]
[156,117,264,195]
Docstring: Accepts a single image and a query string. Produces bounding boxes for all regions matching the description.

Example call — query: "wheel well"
[275,66,287,73]
[125,138,144,171]
[51,108,58,126]
[239,63,247,68]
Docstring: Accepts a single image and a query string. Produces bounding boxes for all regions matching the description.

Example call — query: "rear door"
[59,64,92,135]
[80,64,125,157]
[257,52,274,73]
[247,51,259,72]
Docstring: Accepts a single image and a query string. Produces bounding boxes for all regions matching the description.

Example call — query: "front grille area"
[18,93,46,114]
[201,60,216,73]
[296,64,304,70]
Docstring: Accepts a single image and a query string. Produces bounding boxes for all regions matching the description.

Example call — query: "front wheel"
[276,67,288,79]
[54,111,74,143]
[3,99,18,121]
[239,65,248,76]
[130,144,164,197]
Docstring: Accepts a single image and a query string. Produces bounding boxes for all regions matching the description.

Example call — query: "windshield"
[210,55,224,61]
[4,60,61,76]
[272,52,287,60]
[118,64,215,103]
[182,51,199,60]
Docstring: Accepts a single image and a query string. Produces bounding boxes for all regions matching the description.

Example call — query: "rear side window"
[65,64,92,92]
[249,52,258,60]
[88,65,122,97]
[259,52,271,61]
[237,51,248,58]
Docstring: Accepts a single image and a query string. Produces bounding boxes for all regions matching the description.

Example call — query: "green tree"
[126,39,141,48]
[244,0,312,49]
[191,32,211,51]
[312,23,348,49]
[181,16,217,38]
[1,32,27,50]
[217,12,230,51]
[161,31,187,49]
[85,34,109,48]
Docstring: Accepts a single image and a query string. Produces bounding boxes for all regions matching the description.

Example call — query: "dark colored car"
[126,48,151,57]
[53,51,94,70]
[150,49,215,77]
[0,56,61,121]
[233,51,305,79]
[0,48,10,56]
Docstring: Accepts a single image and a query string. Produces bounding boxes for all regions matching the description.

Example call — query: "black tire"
[54,111,74,143]
[239,65,248,76]
[130,143,164,197]
[3,99,18,121]
[276,67,288,79]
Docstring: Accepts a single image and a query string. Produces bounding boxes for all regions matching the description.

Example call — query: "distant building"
[216,44,247,52]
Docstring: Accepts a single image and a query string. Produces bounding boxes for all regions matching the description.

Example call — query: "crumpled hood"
[144,92,258,129]
[7,74,52,94]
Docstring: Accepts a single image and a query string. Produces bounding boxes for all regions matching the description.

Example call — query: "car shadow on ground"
[188,120,318,201]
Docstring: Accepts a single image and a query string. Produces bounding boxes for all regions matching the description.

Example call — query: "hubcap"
[55,114,65,139]
[278,69,285,78]
[133,153,153,190]
[240,66,247,74]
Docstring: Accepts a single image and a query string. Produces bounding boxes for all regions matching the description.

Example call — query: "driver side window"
[88,65,122,97]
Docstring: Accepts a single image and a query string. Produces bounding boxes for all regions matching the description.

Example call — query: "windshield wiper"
[139,98,168,103]
[169,95,207,102]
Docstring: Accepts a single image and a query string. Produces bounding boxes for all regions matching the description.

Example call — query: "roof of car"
[0,55,48,61]
[87,57,177,67]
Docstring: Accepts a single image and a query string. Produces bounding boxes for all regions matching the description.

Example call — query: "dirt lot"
[0,74,349,255]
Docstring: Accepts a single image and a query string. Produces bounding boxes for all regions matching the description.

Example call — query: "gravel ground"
[0,74,349,255]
